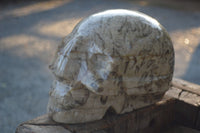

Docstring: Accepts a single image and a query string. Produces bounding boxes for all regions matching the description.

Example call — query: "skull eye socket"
[56,76,65,82]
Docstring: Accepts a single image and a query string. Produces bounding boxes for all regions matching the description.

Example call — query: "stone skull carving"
[47,9,174,124]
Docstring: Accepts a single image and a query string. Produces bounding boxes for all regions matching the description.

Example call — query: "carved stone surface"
[47,9,174,123]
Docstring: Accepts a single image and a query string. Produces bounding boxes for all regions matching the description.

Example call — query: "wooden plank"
[16,78,200,133]
[16,125,71,133]
[174,100,199,129]
[179,91,200,106]
[172,78,200,96]
[195,111,200,130]
[165,87,182,99]
[16,98,175,133]
[163,126,200,133]
[170,78,200,129]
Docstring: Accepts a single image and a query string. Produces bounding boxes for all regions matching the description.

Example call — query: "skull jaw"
[48,94,164,124]
[47,83,165,123]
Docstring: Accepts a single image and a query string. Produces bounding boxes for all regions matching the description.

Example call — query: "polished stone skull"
[47,9,174,123]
